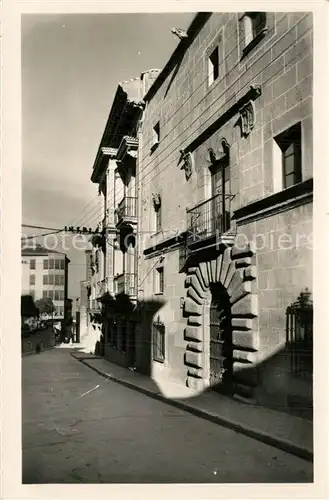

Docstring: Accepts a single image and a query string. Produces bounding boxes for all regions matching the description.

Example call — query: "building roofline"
[143,12,212,102]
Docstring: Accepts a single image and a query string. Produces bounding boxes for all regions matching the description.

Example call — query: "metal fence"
[286,288,313,379]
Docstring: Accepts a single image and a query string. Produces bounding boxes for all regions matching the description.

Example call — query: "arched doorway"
[209,282,233,394]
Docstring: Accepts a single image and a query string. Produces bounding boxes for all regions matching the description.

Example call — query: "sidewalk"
[70,351,313,462]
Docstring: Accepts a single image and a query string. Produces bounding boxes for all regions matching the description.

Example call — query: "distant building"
[21,244,70,319]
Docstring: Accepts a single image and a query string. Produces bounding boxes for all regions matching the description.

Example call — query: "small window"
[49,275,54,285]
[43,259,49,270]
[152,317,165,363]
[55,275,61,286]
[29,274,35,286]
[60,290,65,301]
[60,260,65,270]
[60,275,65,286]
[55,259,60,270]
[49,259,54,270]
[274,123,302,190]
[155,266,164,294]
[54,290,60,301]
[242,12,267,54]
[43,275,48,285]
[30,259,36,270]
[155,205,162,232]
[208,46,219,86]
[151,121,160,149]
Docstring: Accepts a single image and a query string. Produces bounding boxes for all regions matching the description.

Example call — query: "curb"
[72,353,313,463]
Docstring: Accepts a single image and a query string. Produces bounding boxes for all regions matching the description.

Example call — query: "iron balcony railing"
[115,197,137,225]
[114,273,137,296]
[186,193,233,246]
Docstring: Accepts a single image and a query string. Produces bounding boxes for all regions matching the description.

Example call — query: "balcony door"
[210,153,230,234]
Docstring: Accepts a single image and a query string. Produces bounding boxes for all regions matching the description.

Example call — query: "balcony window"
[186,194,233,247]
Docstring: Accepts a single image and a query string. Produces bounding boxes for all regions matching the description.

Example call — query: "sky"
[22,12,196,298]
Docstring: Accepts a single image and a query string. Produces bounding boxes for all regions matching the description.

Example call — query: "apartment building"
[21,244,70,319]
[136,12,313,414]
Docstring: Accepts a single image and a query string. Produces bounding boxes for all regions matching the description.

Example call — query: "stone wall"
[137,12,313,404]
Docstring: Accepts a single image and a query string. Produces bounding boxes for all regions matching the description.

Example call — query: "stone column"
[104,156,117,296]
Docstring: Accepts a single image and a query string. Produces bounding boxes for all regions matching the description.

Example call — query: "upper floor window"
[152,192,162,233]
[241,12,267,55]
[151,121,160,151]
[208,46,219,86]
[273,123,302,192]
[155,266,164,294]
[43,259,48,270]
[30,259,36,270]
[155,205,162,232]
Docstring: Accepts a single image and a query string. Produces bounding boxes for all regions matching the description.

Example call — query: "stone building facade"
[89,69,161,364]
[136,12,313,413]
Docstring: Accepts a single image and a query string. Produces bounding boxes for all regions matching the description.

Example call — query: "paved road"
[22,349,313,484]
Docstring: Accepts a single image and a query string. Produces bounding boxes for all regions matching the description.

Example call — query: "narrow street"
[22,349,313,484]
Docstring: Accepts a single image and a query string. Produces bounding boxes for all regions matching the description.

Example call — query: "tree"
[35,297,56,316]
[21,295,39,318]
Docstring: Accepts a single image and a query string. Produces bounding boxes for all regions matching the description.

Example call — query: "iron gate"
[209,285,232,392]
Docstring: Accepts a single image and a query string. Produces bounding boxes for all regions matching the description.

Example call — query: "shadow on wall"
[92,291,313,420]
[181,342,313,421]
[94,291,166,377]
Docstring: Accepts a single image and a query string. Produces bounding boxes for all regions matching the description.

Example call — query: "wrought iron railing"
[286,288,313,379]
[116,197,137,223]
[186,193,233,246]
[114,273,137,296]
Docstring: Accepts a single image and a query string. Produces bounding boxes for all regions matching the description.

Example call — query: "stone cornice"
[233,178,313,226]
[143,13,212,102]
[181,85,262,156]
[116,136,139,163]
[91,148,118,183]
